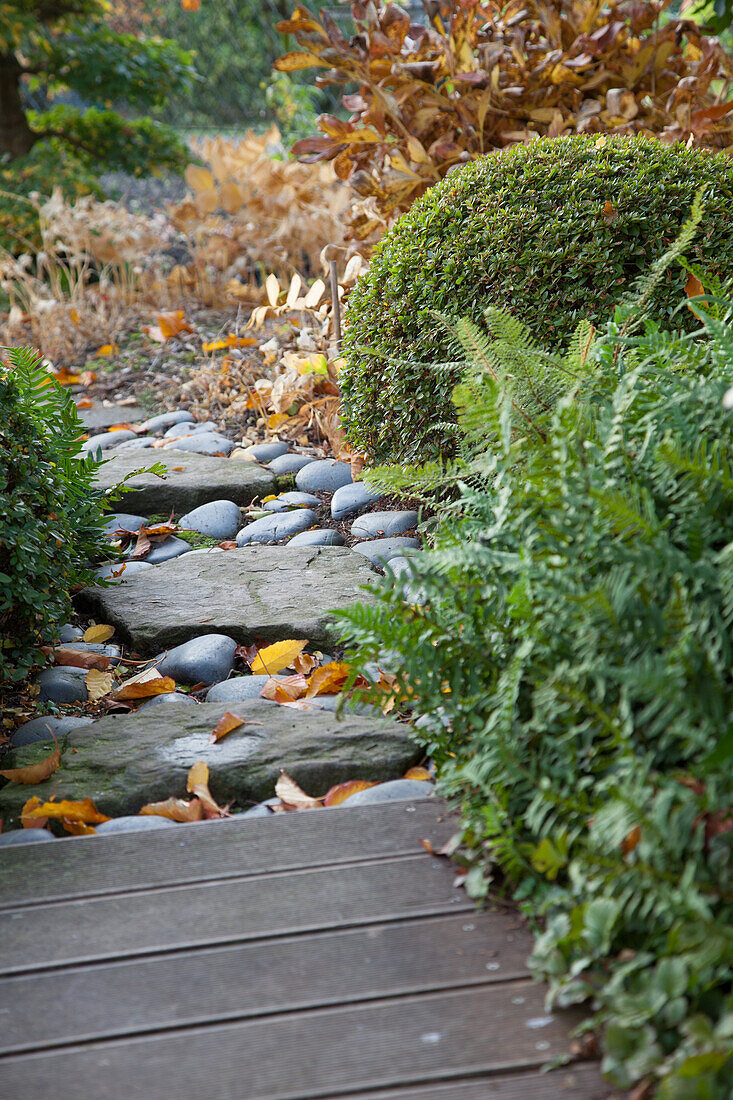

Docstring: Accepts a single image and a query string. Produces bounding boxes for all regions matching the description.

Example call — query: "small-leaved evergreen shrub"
[0,348,111,683]
[338,288,733,1095]
[341,135,733,464]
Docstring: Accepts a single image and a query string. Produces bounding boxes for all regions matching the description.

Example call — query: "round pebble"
[138,410,194,432]
[95,816,179,835]
[102,513,148,537]
[113,438,156,452]
[331,482,383,519]
[163,421,217,439]
[238,798,280,818]
[351,511,419,539]
[10,715,94,747]
[0,830,56,846]
[242,441,289,462]
[136,692,200,711]
[154,634,238,685]
[205,676,283,703]
[36,667,88,704]
[295,460,352,494]
[81,429,136,454]
[178,501,242,539]
[236,509,318,545]
[59,624,84,643]
[351,538,421,566]
[163,433,235,456]
[95,560,154,581]
[287,529,345,547]
[263,492,321,513]
[336,779,434,806]
[267,454,317,476]
[138,537,191,565]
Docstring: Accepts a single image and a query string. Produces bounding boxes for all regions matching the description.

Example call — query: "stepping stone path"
[2,405,430,839]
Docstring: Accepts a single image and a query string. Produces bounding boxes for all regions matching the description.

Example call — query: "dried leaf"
[83,624,115,643]
[260,674,309,702]
[47,647,110,671]
[250,639,308,675]
[21,796,48,829]
[186,760,229,818]
[85,668,115,703]
[24,798,109,824]
[114,670,176,700]
[266,273,280,307]
[275,770,322,810]
[209,712,245,743]
[403,766,433,782]
[292,652,318,675]
[0,747,60,785]
[323,780,378,807]
[305,661,351,698]
[139,797,203,822]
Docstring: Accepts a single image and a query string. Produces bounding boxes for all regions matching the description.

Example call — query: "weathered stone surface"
[93,451,276,512]
[263,491,320,513]
[352,510,419,539]
[78,546,376,651]
[352,537,421,565]
[162,432,235,456]
[137,410,194,433]
[113,437,156,453]
[154,634,237,685]
[11,715,93,748]
[82,429,137,454]
[296,459,352,494]
[80,404,146,431]
[288,529,345,547]
[236,509,318,545]
[178,500,241,539]
[136,692,200,711]
[331,482,383,519]
[0,702,420,826]
[267,454,316,476]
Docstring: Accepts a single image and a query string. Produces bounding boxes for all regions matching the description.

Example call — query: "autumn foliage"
[277,0,733,240]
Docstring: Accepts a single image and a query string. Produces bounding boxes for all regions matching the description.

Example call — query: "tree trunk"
[0,54,36,159]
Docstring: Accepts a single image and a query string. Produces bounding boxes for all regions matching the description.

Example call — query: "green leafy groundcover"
[341,135,733,464]
[0,347,110,683]
[338,300,733,1096]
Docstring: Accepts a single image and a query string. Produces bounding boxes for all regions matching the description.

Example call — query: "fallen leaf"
[75,398,94,409]
[260,674,308,702]
[24,798,109,824]
[139,797,203,822]
[114,670,176,700]
[621,825,642,855]
[61,820,98,835]
[51,367,81,386]
[142,310,193,344]
[96,344,119,357]
[209,712,244,743]
[275,770,322,810]
[305,661,351,698]
[403,766,433,782]
[323,779,378,807]
[235,643,259,665]
[85,668,115,702]
[292,652,318,675]
[83,624,115,643]
[46,647,110,671]
[686,270,704,298]
[21,796,48,829]
[218,540,237,549]
[250,639,308,675]
[419,837,436,854]
[186,760,229,818]
[0,747,60,785]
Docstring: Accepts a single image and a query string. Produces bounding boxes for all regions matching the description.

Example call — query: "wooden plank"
[0,799,452,908]
[0,985,593,1098]
[344,1064,609,1099]
[0,854,473,975]
[0,914,532,1055]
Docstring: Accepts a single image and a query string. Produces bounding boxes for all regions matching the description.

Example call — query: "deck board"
[0,798,607,1097]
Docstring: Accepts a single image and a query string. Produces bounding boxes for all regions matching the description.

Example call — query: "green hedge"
[338,296,733,1096]
[341,135,733,463]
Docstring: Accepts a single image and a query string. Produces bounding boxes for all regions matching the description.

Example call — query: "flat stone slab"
[93,450,276,512]
[79,404,147,430]
[78,546,376,652]
[0,702,420,826]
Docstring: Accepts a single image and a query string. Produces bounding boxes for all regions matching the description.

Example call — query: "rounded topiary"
[341,135,733,464]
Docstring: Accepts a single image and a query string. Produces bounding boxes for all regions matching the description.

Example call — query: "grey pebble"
[137,536,191,565]
[138,410,194,432]
[112,437,156,452]
[337,779,434,806]
[163,420,218,439]
[154,634,238,685]
[295,460,352,494]
[351,537,421,565]
[236,509,318,545]
[94,816,179,835]
[331,482,383,519]
[178,500,242,539]
[263,491,321,513]
[0,830,56,846]
[59,624,84,643]
[53,643,122,667]
[267,454,317,476]
[95,560,154,581]
[205,676,283,703]
[351,510,419,539]
[81,429,136,454]
[386,555,413,578]
[242,441,289,462]
[36,667,88,704]
[10,715,94,747]
[102,513,148,537]
[287,528,345,547]
[163,433,235,456]
[136,691,200,711]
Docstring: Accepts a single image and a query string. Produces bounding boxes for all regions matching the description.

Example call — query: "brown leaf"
[139,797,203,822]
[621,825,642,855]
[0,747,61,785]
[275,770,322,810]
[209,712,245,743]
[260,674,309,702]
[305,661,351,698]
[323,779,378,807]
[186,760,229,818]
[113,668,176,700]
[24,798,110,824]
[85,668,115,703]
[47,647,111,671]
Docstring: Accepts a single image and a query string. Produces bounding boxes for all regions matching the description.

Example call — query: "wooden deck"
[0,798,608,1099]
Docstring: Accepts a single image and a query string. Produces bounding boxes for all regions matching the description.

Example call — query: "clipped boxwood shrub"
[341,134,733,463]
[0,348,110,683]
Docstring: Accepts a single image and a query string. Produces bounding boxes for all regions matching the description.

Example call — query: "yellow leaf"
[266,273,281,308]
[21,796,48,830]
[209,712,244,743]
[186,760,228,818]
[275,770,322,809]
[218,181,244,214]
[85,668,114,703]
[95,344,119,357]
[274,50,331,72]
[0,747,60,785]
[403,766,433,782]
[304,661,351,698]
[250,639,308,675]
[139,797,203,822]
[185,164,216,193]
[114,668,176,700]
[323,780,378,807]
[83,624,115,644]
[24,798,109,824]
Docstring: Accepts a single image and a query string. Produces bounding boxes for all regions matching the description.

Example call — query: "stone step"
[79,404,147,431]
[93,449,276,512]
[0,701,419,827]
[77,545,376,652]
